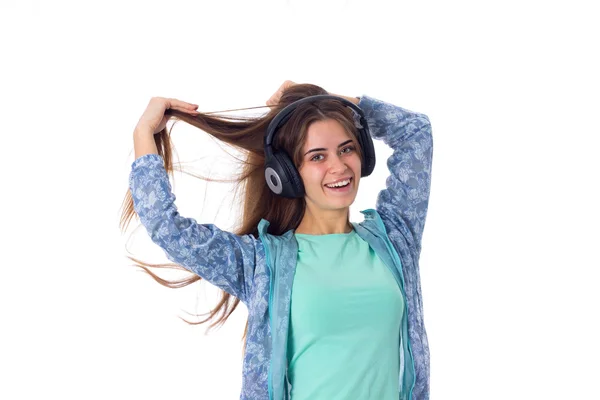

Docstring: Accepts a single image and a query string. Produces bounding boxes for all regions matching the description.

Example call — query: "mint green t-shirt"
[287,229,404,400]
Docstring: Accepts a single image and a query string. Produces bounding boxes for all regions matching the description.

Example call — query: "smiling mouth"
[324,177,353,189]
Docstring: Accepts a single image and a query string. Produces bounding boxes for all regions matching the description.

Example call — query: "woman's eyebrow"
[304,139,353,156]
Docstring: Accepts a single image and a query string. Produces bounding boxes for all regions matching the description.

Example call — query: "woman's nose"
[328,155,348,173]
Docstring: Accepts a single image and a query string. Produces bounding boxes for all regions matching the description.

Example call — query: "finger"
[170,106,201,114]
[173,104,198,111]
[166,98,198,110]
[169,105,198,111]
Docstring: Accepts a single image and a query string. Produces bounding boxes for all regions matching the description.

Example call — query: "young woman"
[123,81,433,400]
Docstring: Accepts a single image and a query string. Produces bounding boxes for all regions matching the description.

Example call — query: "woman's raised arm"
[360,95,433,256]
[129,97,258,304]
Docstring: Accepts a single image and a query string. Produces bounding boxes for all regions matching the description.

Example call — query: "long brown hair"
[119,83,363,356]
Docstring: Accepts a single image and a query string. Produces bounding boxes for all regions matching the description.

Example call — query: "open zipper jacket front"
[259,208,417,400]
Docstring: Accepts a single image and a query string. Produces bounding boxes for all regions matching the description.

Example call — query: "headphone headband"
[265,95,365,149]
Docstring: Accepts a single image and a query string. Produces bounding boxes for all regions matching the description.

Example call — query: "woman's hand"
[135,97,200,135]
[266,80,297,106]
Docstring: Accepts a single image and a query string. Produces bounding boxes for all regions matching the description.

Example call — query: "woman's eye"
[310,146,355,162]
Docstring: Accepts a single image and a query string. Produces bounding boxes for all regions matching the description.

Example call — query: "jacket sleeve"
[358,95,433,255]
[128,153,257,305]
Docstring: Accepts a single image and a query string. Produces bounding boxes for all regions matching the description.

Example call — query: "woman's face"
[298,118,362,212]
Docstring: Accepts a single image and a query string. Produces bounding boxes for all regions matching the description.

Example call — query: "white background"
[1,0,598,399]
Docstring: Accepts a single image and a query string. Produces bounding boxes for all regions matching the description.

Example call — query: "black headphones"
[264,95,376,198]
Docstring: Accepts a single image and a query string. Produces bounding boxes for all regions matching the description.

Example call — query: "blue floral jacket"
[129,95,433,399]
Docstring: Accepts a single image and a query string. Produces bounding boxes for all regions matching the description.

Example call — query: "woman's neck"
[295,207,352,235]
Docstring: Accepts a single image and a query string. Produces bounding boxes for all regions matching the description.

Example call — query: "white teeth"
[326,179,350,188]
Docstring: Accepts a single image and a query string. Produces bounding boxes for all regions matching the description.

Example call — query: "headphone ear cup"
[275,152,305,198]
[265,151,305,198]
